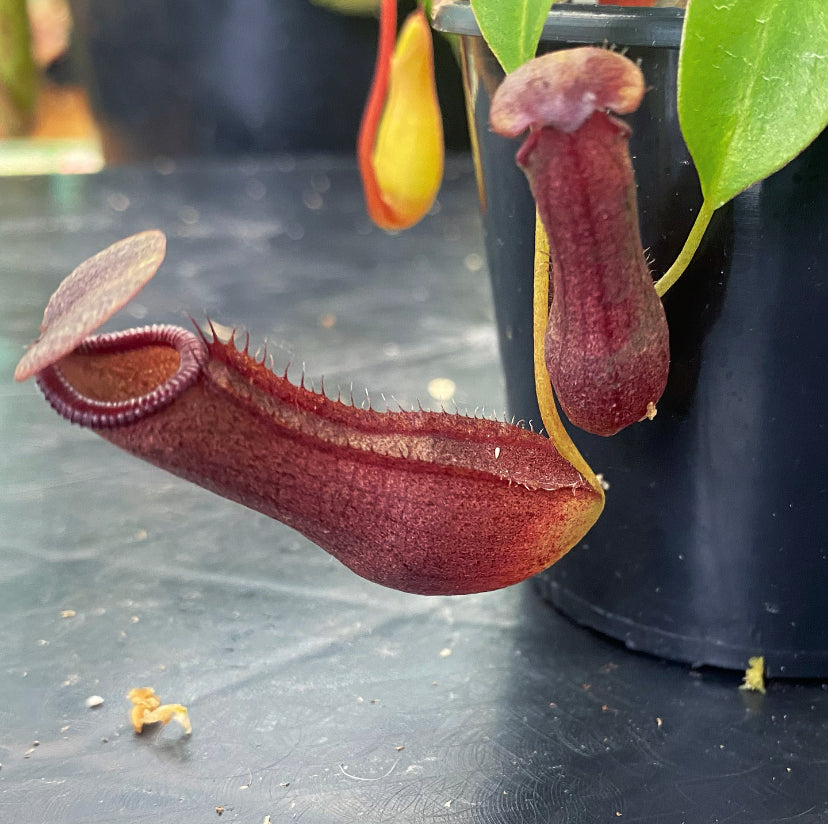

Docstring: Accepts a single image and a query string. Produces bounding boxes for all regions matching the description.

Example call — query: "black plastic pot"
[434,3,828,677]
[67,0,468,161]
[66,0,379,158]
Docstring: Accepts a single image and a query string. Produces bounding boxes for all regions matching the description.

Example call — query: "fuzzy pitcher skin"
[15,232,603,596]
[490,48,670,436]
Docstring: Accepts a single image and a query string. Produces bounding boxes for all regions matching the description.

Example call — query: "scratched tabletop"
[1,158,826,823]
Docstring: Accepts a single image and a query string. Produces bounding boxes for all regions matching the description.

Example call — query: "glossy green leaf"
[679,0,828,208]
[470,0,556,74]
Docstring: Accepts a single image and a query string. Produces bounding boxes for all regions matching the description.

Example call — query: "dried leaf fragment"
[127,686,192,734]
[739,656,766,694]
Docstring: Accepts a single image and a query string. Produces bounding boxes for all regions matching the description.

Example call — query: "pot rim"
[432,2,685,50]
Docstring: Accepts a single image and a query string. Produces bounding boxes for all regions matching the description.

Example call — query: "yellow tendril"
[533,213,605,500]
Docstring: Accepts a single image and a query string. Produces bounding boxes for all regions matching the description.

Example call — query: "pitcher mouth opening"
[36,324,207,429]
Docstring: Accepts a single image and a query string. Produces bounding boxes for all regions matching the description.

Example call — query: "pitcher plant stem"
[654,199,715,297]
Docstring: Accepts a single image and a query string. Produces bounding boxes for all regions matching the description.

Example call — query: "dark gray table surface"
[1,158,826,823]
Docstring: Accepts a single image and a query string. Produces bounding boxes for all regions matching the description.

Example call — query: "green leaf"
[679,0,828,209]
[470,0,555,74]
